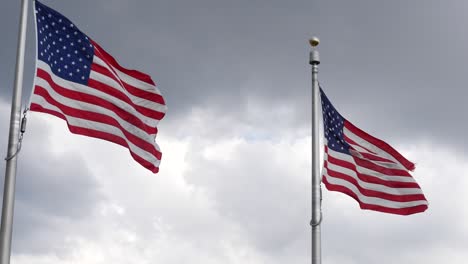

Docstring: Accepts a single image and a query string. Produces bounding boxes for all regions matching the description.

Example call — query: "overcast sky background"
[0,0,467,263]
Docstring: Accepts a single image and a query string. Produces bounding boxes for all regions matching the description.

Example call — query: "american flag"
[31,1,167,173]
[320,88,428,215]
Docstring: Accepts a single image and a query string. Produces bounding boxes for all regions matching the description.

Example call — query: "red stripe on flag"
[345,135,394,163]
[33,85,162,161]
[322,176,428,215]
[344,121,416,171]
[352,155,412,177]
[30,103,160,173]
[326,153,421,188]
[354,151,395,163]
[344,134,376,155]
[90,63,166,106]
[91,40,156,85]
[37,69,158,135]
[87,78,165,120]
[324,162,426,202]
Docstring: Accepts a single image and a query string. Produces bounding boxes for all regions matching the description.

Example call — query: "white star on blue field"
[36,1,93,84]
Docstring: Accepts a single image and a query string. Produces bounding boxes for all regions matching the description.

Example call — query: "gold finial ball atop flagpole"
[309,37,320,47]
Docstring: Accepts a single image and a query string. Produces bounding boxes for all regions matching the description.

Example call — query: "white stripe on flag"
[326,148,417,182]
[35,71,158,143]
[323,169,429,208]
[37,61,163,127]
[93,55,163,95]
[325,156,423,195]
[89,69,168,115]
[343,126,407,170]
[31,94,161,166]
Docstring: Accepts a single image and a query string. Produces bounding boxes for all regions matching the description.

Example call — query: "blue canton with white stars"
[320,88,351,154]
[35,1,94,85]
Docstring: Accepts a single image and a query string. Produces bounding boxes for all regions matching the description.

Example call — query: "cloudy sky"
[1,0,467,263]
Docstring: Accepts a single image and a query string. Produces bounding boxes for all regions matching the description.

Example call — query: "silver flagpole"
[0,0,29,263]
[309,37,322,264]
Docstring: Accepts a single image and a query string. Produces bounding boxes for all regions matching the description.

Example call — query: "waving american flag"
[320,88,428,215]
[31,1,167,173]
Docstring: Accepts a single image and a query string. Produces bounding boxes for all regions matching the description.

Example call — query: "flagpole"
[309,37,322,264]
[0,0,29,263]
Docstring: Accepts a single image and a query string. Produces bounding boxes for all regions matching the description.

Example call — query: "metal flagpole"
[309,37,322,264]
[0,0,29,263]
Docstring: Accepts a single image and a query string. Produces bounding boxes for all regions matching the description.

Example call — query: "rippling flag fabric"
[31,1,167,173]
[320,88,428,215]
